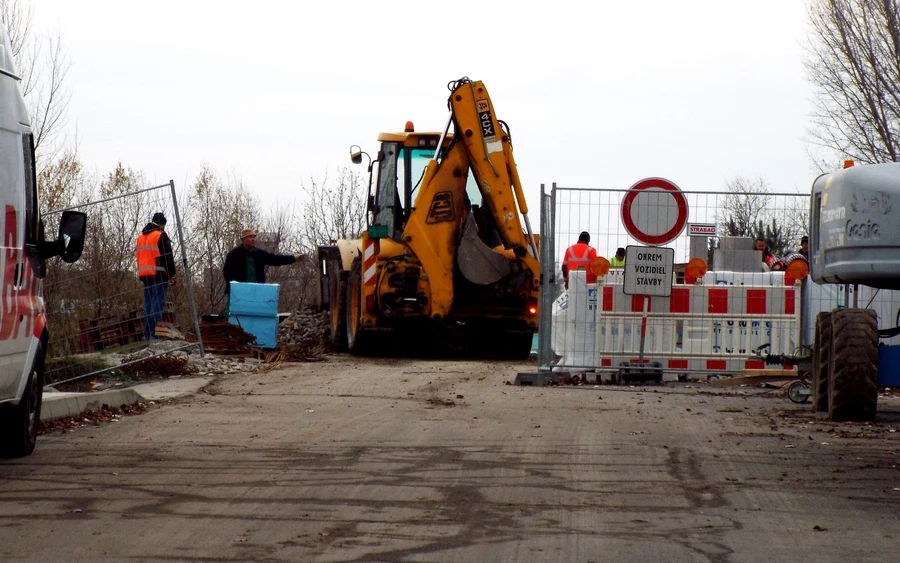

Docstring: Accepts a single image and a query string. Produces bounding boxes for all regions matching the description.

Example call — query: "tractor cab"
[357,124,484,243]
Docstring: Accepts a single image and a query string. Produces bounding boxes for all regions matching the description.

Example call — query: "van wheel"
[0,343,45,458]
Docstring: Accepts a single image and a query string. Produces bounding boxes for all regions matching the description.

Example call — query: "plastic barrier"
[551,271,596,368]
[552,270,801,377]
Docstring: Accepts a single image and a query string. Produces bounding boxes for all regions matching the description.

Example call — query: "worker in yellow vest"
[136,212,177,340]
[609,247,626,267]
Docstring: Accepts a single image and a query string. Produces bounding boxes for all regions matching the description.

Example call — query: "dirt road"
[2,356,899,562]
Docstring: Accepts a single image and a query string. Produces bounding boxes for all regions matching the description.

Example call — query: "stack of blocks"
[713,236,762,273]
[228,282,280,348]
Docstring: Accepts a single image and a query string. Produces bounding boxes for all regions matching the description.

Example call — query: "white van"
[0,23,87,457]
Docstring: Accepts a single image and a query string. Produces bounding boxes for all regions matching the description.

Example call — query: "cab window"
[22,133,38,243]
[400,147,480,209]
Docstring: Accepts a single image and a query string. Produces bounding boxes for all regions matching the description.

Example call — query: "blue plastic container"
[229,282,279,348]
[878,345,900,387]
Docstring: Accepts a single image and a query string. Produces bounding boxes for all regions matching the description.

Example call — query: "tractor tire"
[0,343,45,458]
[346,258,376,356]
[811,311,832,412]
[497,332,535,361]
[828,309,879,422]
[468,330,533,360]
[329,263,348,352]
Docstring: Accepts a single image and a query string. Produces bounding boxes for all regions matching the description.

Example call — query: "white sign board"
[623,245,675,297]
[688,223,716,237]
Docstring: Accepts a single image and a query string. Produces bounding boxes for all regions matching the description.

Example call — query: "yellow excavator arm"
[402,78,540,319]
[450,79,537,256]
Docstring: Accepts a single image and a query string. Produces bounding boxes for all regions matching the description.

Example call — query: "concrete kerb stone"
[41,376,216,422]
[130,376,215,401]
[41,389,145,422]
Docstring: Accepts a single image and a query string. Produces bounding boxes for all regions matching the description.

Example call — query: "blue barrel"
[878,345,900,387]
[229,282,279,348]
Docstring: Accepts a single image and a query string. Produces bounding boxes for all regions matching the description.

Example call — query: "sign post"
[618,178,687,382]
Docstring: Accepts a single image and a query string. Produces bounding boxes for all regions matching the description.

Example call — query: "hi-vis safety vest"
[136,230,164,277]
[563,243,597,283]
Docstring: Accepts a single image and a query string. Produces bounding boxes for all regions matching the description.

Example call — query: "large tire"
[811,312,832,412]
[828,309,879,422]
[468,330,533,360]
[496,332,534,360]
[329,263,348,352]
[346,258,375,356]
[0,343,45,458]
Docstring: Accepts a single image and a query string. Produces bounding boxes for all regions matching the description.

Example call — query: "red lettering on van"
[0,205,37,341]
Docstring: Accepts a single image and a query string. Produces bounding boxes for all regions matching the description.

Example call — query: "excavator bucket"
[457,213,510,285]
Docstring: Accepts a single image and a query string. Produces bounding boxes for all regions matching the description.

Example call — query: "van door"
[0,128,36,401]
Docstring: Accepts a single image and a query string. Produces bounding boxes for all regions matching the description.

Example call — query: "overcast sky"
[32,0,819,212]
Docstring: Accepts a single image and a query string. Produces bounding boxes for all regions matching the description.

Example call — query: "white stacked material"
[551,270,597,368]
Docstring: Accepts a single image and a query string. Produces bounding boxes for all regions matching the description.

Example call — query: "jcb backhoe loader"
[317,78,540,359]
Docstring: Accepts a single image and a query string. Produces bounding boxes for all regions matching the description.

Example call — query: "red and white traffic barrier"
[551,271,800,376]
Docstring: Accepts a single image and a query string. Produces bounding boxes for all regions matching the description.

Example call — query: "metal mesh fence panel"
[41,181,201,385]
[534,183,889,380]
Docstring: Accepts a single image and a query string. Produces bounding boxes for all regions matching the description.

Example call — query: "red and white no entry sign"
[621,177,689,246]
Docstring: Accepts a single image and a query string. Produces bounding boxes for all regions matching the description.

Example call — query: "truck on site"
[0,23,88,457]
[804,160,900,422]
[769,160,900,421]
[316,77,540,359]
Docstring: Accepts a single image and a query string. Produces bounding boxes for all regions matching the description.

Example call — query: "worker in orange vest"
[136,212,177,340]
[562,231,598,288]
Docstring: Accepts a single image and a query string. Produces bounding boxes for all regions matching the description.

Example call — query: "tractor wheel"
[329,263,348,352]
[498,332,535,361]
[811,312,832,412]
[469,330,533,360]
[828,309,879,422]
[346,258,375,356]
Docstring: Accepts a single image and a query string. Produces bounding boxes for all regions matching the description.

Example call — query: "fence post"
[170,180,204,355]
[538,183,556,371]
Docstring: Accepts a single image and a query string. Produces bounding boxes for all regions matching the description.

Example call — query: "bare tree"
[717,176,806,256]
[782,196,811,247]
[1,0,71,166]
[718,176,770,237]
[82,164,148,317]
[300,167,367,247]
[37,144,94,212]
[184,166,234,314]
[183,165,265,314]
[805,0,900,166]
[259,199,318,310]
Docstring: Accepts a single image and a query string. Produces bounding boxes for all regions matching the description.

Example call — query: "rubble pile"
[277,308,331,361]
[187,349,263,376]
[113,341,263,378]
[187,320,258,356]
[93,309,330,381]
[120,347,193,377]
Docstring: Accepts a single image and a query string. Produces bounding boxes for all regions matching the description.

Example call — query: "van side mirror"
[46,210,87,263]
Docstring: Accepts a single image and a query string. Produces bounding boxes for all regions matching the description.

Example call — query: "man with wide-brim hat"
[222,228,304,314]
